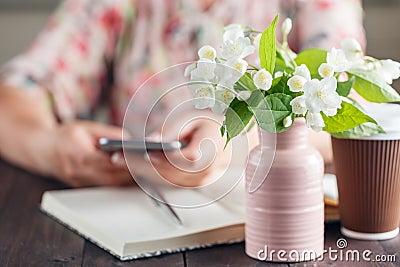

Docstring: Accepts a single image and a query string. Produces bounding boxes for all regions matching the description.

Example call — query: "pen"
[136,176,183,225]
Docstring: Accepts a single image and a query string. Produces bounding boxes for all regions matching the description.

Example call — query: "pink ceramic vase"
[245,118,324,262]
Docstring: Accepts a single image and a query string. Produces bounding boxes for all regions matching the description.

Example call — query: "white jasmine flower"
[214,63,234,88]
[223,24,251,40]
[341,38,363,62]
[288,64,312,92]
[281,18,293,37]
[225,57,248,75]
[287,75,307,92]
[237,90,252,101]
[290,96,307,116]
[198,45,216,61]
[327,48,350,72]
[303,77,341,116]
[283,115,293,128]
[371,59,400,84]
[253,68,273,91]
[223,27,244,43]
[224,24,244,31]
[190,60,216,81]
[221,37,255,59]
[214,62,243,89]
[222,57,249,86]
[212,87,235,114]
[318,63,334,78]
[293,64,311,80]
[306,112,325,132]
[193,84,215,109]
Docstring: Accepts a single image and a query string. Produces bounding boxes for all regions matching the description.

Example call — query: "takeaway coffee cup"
[332,103,400,240]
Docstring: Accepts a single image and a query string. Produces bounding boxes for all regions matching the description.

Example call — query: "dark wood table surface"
[0,159,399,267]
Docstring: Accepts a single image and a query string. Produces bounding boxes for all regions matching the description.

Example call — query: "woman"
[0,0,365,187]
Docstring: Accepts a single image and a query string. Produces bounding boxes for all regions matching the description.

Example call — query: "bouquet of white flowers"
[184,15,400,144]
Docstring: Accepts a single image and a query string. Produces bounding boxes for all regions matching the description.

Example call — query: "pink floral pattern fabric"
[0,0,365,125]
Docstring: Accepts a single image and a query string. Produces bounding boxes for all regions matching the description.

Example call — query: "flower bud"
[283,115,293,128]
[282,18,293,37]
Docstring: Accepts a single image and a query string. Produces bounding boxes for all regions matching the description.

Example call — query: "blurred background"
[0,0,399,91]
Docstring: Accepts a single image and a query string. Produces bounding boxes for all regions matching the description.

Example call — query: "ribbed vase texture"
[245,118,324,262]
[332,138,400,233]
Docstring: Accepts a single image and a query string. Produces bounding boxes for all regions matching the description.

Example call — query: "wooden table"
[0,159,399,267]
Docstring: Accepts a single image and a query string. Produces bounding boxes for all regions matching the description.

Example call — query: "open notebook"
[40,168,246,260]
[40,170,339,260]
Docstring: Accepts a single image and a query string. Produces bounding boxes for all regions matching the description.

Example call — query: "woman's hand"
[145,112,232,187]
[47,121,133,187]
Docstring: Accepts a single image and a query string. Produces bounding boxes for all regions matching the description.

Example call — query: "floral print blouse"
[0,0,365,127]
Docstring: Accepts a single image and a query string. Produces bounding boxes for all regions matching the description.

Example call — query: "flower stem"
[248,64,259,71]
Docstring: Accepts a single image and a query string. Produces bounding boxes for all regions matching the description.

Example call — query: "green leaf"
[348,69,400,102]
[250,93,293,133]
[245,119,256,133]
[294,48,327,77]
[336,77,355,97]
[222,98,254,145]
[343,96,365,111]
[220,124,225,137]
[259,15,278,73]
[233,73,257,92]
[246,89,266,108]
[275,50,294,73]
[331,122,386,139]
[268,76,288,94]
[274,58,287,74]
[277,45,298,70]
[322,102,378,133]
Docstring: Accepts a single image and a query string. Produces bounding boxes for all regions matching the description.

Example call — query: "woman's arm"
[0,0,134,186]
[0,86,56,176]
[0,84,133,187]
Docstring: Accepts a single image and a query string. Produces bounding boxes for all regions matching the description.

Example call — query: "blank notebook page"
[41,168,245,258]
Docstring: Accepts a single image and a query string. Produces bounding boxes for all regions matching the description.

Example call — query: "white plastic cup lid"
[355,103,400,140]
